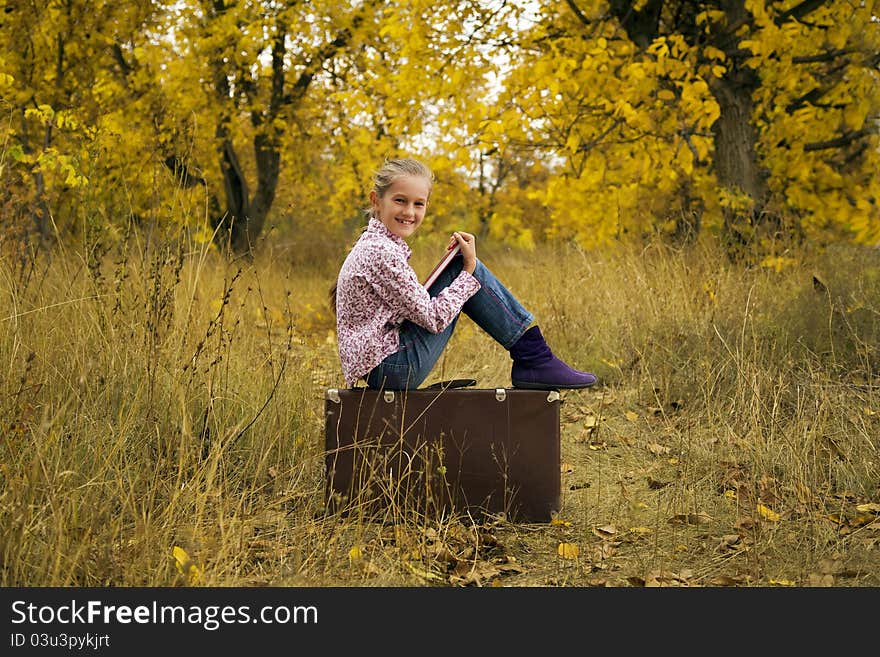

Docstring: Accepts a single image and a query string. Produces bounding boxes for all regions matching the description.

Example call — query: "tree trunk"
[211,139,252,255]
[209,129,281,256]
[710,0,772,254]
[710,70,769,248]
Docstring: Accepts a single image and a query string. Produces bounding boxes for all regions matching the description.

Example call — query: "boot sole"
[511,380,597,390]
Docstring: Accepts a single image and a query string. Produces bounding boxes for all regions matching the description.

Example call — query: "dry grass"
[1,230,878,587]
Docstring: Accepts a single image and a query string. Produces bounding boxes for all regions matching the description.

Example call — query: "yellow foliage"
[1,0,877,250]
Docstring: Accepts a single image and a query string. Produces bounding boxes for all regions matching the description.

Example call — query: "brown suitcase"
[324,386,561,523]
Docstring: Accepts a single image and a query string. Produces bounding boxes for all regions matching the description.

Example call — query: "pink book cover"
[423,244,461,289]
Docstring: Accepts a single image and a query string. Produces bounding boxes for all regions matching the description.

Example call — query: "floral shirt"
[335,218,481,387]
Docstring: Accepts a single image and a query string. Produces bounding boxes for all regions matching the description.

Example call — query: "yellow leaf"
[551,518,572,527]
[625,410,639,422]
[769,579,796,586]
[172,546,189,566]
[349,545,363,561]
[557,543,579,559]
[757,504,780,522]
[702,45,727,61]
[855,503,880,514]
[172,546,202,585]
[629,526,653,535]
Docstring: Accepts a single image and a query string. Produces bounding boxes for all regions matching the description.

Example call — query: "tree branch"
[775,0,831,25]
[792,48,855,64]
[565,0,591,26]
[804,128,872,152]
[289,2,376,104]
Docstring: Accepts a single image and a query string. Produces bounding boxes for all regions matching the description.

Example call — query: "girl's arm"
[366,248,480,334]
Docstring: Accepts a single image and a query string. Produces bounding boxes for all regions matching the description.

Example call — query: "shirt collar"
[367,217,411,258]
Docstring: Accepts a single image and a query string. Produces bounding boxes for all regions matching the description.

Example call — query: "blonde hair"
[369,158,434,217]
[332,158,435,314]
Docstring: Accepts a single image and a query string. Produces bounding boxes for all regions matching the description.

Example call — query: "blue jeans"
[365,255,534,390]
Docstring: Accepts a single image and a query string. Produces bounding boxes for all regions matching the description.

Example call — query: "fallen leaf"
[668,513,713,526]
[629,526,653,535]
[808,573,834,587]
[557,542,579,559]
[717,534,742,551]
[172,546,202,585]
[625,410,639,422]
[645,569,688,587]
[768,578,796,586]
[735,516,756,531]
[592,524,618,538]
[647,442,671,456]
[551,518,572,527]
[348,545,363,561]
[856,503,880,514]
[757,504,780,522]
[406,562,446,583]
[451,560,502,586]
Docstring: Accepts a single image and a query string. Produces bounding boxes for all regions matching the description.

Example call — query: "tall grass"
[1,230,877,586]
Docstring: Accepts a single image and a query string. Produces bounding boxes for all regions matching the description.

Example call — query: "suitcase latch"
[495,388,506,401]
[326,389,341,404]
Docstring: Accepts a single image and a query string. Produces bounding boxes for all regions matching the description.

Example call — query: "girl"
[332,157,597,391]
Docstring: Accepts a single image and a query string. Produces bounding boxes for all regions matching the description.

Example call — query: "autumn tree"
[3,0,876,256]
[483,0,880,250]
[0,1,172,247]
[1,0,521,255]
[140,0,523,255]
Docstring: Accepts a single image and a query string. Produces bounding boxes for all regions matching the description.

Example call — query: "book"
[423,244,461,289]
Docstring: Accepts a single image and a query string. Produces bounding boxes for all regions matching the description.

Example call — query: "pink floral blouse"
[335,218,481,386]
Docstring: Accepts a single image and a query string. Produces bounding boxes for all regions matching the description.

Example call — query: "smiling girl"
[332,157,597,391]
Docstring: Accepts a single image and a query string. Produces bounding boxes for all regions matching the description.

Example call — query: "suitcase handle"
[422,378,477,390]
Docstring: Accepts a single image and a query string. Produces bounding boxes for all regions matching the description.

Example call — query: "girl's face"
[371,175,431,240]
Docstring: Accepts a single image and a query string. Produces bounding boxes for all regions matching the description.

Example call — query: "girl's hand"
[452,231,477,274]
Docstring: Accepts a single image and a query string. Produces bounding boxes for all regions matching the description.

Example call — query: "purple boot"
[509,326,597,390]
